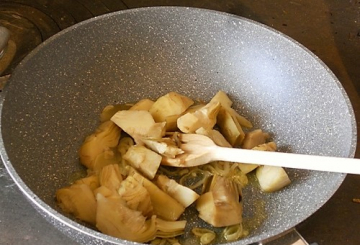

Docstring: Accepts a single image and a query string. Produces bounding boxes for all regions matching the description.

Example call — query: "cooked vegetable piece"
[210,91,252,128]
[237,163,259,174]
[155,174,199,207]
[118,176,153,217]
[164,114,181,132]
[256,165,291,192]
[149,92,194,122]
[79,121,121,170]
[96,193,157,243]
[241,129,269,149]
[56,175,99,225]
[196,175,243,227]
[217,108,245,146]
[99,164,123,192]
[228,107,253,128]
[192,227,215,237]
[123,145,162,179]
[117,136,134,156]
[223,224,248,241]
[200,232,216,245]
[129,99,155,111]
[192,228,216,245]
[74,174,100,191]
[155,218,187,238]
[177,101,221,133]
[111,110,166,143]
[210,90,233,107]
[132,172,185,221]
[201,162,249,188]
[100,104,130,122]
[92,149,120,173]
[253,142,277,151]
[94,185,115,198]
[184,104,205,114]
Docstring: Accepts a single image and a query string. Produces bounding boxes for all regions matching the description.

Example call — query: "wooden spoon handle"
[211,146,360,174]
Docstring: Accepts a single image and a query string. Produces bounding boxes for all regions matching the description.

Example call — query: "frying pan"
[0,7,356,245]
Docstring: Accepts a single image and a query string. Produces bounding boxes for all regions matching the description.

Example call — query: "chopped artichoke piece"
[252,142,277,151]
[123,145,162,179]
[94,185,115,198]
[256,165,291,192]
[155,218,187,238]
[174,104,206,132]
[199,161,249,189]
[164,114,181,132]
[241,129,269,149]
[149,92,194,122]
[237,163,259,174]
[195,127,232,147]
[177,101,221,133]
[92,149,120,173]
[96,193,157,243]
[99,164,123,192]
[227,107,253,128]
[116,137,135,176]
[184,104,205,114]
[100,104,130,122]
[155,174,199,208]
[74,173,99,191]
[129,99,155,111]
[117,136,134,156]
[210,91,252,128]
[196,175,243,227]
[217,107,245,147]
[176,113,199,133]
[111,110,166,143]
[79,121,121,170]
[118,176,153,217]
[132,172,185,221]
[56,181,98,225]
[210,90,233,107]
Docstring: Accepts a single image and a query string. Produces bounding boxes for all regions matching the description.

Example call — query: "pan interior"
[0,7,356,245]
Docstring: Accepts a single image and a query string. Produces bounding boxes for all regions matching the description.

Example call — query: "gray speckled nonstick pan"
[0,7,356,245]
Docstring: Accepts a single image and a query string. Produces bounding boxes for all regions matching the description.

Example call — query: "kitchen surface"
[0,0,360,245]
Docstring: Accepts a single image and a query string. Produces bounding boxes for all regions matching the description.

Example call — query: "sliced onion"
[192,228,216,245]
[223,223,248,241]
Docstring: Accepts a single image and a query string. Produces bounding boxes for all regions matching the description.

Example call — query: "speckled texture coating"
[0,6,356,245]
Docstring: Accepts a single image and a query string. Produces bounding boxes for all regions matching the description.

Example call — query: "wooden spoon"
[162,133,360,175]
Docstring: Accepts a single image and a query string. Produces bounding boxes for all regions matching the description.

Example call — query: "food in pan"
[56,91,291,244]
